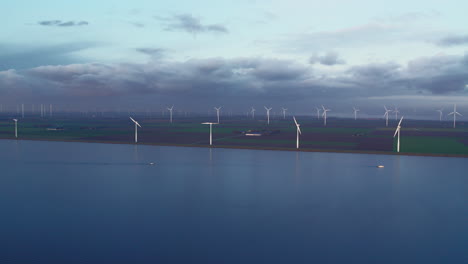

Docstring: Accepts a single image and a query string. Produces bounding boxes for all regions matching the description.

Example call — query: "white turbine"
[251,107,256,119]
[321,105,330,126]
[394,106,400,120]
[393,116,404,153]
[315,107,321,120]
[202,122,218,146]
[436,108,444,121]
[214,106,222,124]
[448,104,462,128]
[353,107,360,120]
[13,119,18,138]
[383,106,392,127]
[264,106,272,125]
[293,116,302,149]
[167,106,174,123]
[282,107,288,119]
[129,117,142,143]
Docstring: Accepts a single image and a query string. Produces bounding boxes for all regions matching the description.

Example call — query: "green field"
[1,116,468,157]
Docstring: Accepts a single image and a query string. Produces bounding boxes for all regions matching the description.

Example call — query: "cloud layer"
[38,20,89,27]
[157,14,228,35]
[1,53,467,111]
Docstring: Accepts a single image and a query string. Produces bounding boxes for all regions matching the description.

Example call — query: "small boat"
[377,165,384,168]
[149,162,155,165]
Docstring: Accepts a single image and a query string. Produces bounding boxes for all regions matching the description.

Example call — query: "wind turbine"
[167,106,174,123]
[315,107,321,120]
[13,119,18,138]
[353,107,360,120]
[394,106,400,120]
[383,106,392,127]
[202,122,218,146]
[448,104,462,128]
[281,107,288,119]
[264,106,272,125]
[293,116,302,149]
[214,106,222,124]
[251,107,256,119]
[436,108,444,121]
[129,117,142,143]
[393,116,404,153]
[322,105,330,126]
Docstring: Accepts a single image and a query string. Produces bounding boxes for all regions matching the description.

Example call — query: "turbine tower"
[383,106,392,127]
[393,116,404,153]
[251,107,256,119]
[167,106,174,123]
[293,116,302,149]
[436,108,443,121]
[353,107,360,120]
[281,107,288,119]
[315,107,321,120]
[448,104,462,128]
[13,119,18,138]
[322,105,331,126]
[264,106,272,125]
[129,117,142,143]
[394,106,400,120]
[214,106,222,124]
[202,122,218,146]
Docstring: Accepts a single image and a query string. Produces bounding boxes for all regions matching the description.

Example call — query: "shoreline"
[2,137,468,159]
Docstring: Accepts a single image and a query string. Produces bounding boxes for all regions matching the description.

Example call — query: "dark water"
[0,140,466,264]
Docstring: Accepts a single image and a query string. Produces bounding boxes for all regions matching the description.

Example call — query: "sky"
[1,0,468,118]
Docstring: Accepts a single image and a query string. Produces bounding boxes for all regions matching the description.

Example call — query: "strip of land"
[1,116,468,158]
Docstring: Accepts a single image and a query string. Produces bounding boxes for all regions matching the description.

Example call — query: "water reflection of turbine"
[134,145,139,161]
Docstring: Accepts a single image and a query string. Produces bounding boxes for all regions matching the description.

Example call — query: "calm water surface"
[0,140,466,264]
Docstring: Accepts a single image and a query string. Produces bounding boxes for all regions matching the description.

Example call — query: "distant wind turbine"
[202,122,218,146]
[393,116,404,153]
[167,106,174,123]
[315,107,321,120]
[264,106,272,125]
[129,117,142,143]
[322,105,330,126]
[394,106,400,120]
[214,106,222,124]
[293,116,302,149]
[353,107,359,120]
[448,104,462,128]
[383,106,392,127]
[436,108,444,121]
[282,107,288,119]
[13,119,18,138]
[251,107,256,119]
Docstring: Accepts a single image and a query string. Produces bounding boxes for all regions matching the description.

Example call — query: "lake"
[0,140,466,263]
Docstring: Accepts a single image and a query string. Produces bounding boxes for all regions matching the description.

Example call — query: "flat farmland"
[1,116,467,156]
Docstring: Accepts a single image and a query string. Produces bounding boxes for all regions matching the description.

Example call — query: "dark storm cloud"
[309,52,346,66]
[436,34,468,46]
[1,54,467,109]
[157,14,228,35]
[0,42,95,71]
[38,20,89,27]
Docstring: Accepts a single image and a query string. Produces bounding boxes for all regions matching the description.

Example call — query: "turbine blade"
[393,127,399,138]
[129,117,137,123]
[297,126,302,135]
[293,116,298,126]
[456,112,462,116]
[397,116,404,127]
